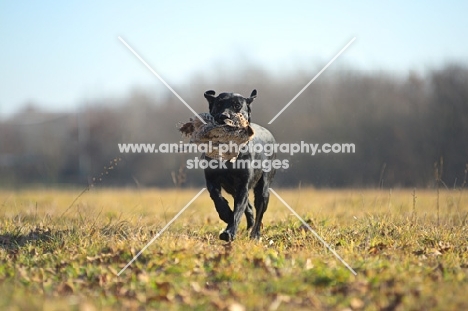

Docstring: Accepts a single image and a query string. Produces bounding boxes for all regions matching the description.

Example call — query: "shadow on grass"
[0,227,69,252]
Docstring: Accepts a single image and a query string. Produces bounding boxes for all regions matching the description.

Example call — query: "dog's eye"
[235,104,242,110]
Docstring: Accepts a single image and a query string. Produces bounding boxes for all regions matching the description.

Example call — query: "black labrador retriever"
[203,89,276,241]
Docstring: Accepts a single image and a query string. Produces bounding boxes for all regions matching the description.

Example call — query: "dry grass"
[0,188,467,310]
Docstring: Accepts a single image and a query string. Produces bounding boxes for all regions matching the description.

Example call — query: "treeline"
[1,63,467,188]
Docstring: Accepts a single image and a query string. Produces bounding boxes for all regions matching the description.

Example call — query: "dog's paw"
[249,231,261,240]
[219,231,234,242]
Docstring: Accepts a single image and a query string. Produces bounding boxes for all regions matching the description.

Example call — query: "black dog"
[203,89,276,241]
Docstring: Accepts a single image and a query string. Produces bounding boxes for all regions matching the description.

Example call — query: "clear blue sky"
[1,0,467,116]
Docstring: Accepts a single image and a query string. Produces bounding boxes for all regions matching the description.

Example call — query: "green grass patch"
[0,188,467,310]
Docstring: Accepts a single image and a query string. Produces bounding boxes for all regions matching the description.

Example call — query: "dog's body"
[203,90,276,241]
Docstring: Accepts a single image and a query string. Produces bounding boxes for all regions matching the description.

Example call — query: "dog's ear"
[246,89,257,105]
[204,90,216,110]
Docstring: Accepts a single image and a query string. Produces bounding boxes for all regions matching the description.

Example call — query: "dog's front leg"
[206,179,233,224]
[219,186,249,241]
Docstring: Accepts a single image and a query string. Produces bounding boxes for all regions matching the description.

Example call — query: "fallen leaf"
[228,302,245,311]
[57,283,73,295]
[350,297,364,310]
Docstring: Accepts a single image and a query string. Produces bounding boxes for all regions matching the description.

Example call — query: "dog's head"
[204,89,257,124]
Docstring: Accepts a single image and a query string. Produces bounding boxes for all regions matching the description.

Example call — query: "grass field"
[0,187,467,310]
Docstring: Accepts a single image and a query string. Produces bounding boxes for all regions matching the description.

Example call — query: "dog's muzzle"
[215,112,231,124]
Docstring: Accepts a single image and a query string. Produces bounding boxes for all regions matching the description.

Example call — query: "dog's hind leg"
[245,201,254,230]
[250,176,270,240]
